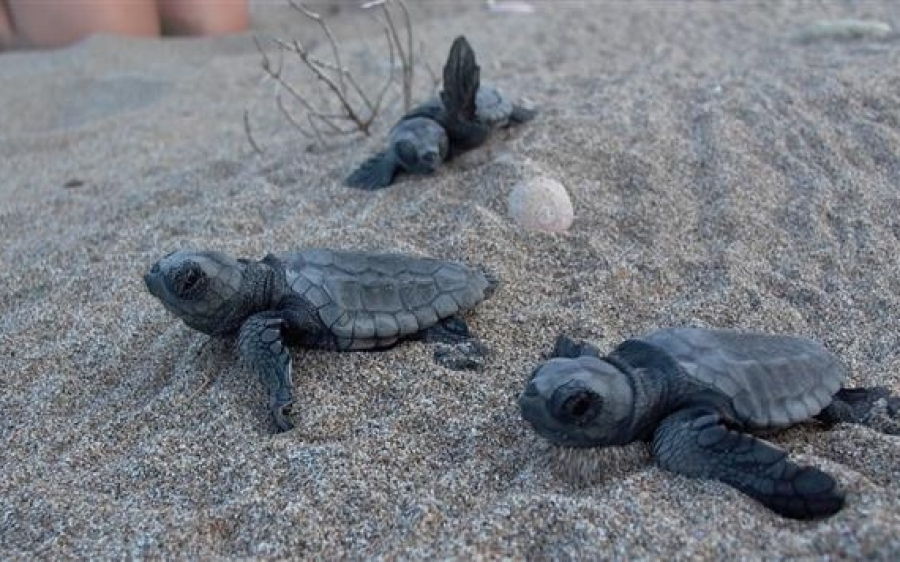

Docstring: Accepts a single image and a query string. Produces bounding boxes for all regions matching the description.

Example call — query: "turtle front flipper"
[345,150,399,190]
[238,312,296,432]
[652,407,845,519]
[441,36,480,123]
[551,334,601,359]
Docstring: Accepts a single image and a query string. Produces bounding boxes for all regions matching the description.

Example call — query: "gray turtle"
[144,248,497,432]
[345,35,536,190]
[519,328,900,519]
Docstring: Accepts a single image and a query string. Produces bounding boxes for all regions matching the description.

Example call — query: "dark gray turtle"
[145,248,497,432]
[344,116,450,191]
[345,35,536,190]
[519,327,900,519]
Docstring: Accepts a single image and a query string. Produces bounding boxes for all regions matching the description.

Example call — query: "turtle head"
[392,117,448,175]
[396,139,441,174]
[144,249,256,336]
[518,356,635,448]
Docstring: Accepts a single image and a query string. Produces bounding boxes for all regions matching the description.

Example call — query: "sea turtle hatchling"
[345,35,536,190]
[144,248,497,432]
[519,328,900,519]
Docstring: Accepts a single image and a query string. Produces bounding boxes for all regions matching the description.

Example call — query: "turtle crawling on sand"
[145,248,496,432]
[519,327,900,519]
[345,35,536,190]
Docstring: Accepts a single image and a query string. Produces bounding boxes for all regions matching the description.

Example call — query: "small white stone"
[507,177,574,232]
[794,19,892,42]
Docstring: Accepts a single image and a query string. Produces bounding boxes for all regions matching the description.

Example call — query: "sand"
[2,1,900,558]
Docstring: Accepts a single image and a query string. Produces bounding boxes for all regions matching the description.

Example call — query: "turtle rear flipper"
[509,104,538,124]
[652,407,845,519]
[551,334,601,359]
[345,150,399,190]
[818,386,900,435]
[417,315,488,371]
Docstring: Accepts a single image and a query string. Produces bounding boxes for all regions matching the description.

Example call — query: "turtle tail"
[480,268,500,299]
[345,150,398,190]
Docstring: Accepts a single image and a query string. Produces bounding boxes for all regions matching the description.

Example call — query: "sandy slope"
[1,1,899,558]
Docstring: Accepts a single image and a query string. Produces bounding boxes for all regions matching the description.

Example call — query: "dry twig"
[363,0,414,111]
[243,109,264,155]
[247,0,417,152]
[418,39,441,94]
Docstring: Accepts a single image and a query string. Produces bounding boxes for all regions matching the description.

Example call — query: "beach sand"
[1,1,899,558]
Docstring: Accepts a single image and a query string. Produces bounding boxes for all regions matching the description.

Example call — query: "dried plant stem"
[249,0,416,150]
[366,0,414,111]
[243,109,264,155]
[419,40,440,94]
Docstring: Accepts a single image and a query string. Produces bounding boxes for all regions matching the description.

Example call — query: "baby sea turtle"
[519,328,900,519]
[345,35,536,190]
[145,248,497,432]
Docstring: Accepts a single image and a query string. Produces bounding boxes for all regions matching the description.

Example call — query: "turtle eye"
[553,386,602,426]
[396,140,419,166]
[171,262,208,299]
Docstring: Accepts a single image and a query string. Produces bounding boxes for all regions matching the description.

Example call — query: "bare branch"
[287,1,347,96]
[243,109,265,155]
[372,26,398,117]
[274,38,376,118]
[418,40,440,94]
[399,0,414,110]
[251,0,420,149]
[377,0,414,111]
[269,37,373,133]
[398,0,413,90]
[276,93,326,146]
[259,37,350,136]
[253,35,270,71]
